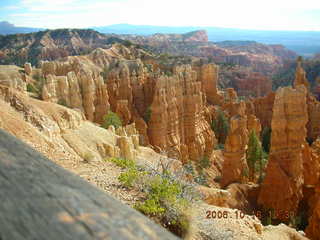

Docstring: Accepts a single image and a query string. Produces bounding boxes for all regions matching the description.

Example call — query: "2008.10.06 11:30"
[205,210,295,220]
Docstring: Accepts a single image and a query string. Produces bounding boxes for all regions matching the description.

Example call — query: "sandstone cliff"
[147,65,214,161]
[251,92,275,129]
[258,85,308,217]
[221,101,249,187]
[39,44,216,162]
[294,58,310,90]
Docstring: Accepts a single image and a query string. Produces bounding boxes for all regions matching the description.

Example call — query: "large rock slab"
[0,129,178,240]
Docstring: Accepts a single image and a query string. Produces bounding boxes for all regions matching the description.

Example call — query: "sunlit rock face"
[40,46,216,162]
[258,85,308,217]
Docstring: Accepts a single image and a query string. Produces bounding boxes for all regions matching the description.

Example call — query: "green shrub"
[100,66,109,81]
[57,99,67,107]
[118,168,140,188]
[183,162,195,175]
[194,172,208,186]
[111,155,193,238]
[122,40,133,47]
[246,130,263,182]
[107,157,135,169]
[102,111,122,129]
[135,198,165,215]
[143,107,152,123]
[135,176,182,216]
[214,175,222,183]
[198,156,211,169]
[261,127,271,153]
[82,152,94,163]
[211,110,229,144]
[214,143,225,150]
[134,175,190,237]
[26,83,38,93]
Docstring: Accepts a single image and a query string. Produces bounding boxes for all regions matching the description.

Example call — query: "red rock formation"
[294,58,309,90]
[41,46,215,162]
[148,65,215,161]
[258,85,308,217]
[307,96,320,142]
[234,72,272,97]
[302,141,320,187]
[221,101,249,187]
[221,88,241,117]
[306,183,320,240]
[197,63,223,105]
[247,114,261,137]
[303,139,320,240]
[251,92,275,129]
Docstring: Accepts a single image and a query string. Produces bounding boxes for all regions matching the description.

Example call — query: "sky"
[0,0,320,31]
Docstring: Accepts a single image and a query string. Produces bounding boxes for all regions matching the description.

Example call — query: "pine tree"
[211,110,229,145]
[261,127,271,153]
[246,130,263,182]
[102,111,122,129]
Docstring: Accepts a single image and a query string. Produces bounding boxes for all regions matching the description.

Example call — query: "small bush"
[198,156,211,169]
[134,175,191,237]
[183,162,195,175]
[135,198,165,215]
[113,155,194,238]
[107,157,135,169]
[122,40,133,47]
[118,168,140,188]
[143,107,152,123]
[214,143,225,150]
[214,175,222,183]
[100,66,109,81]
[57,99,67,107]
[261,127,271,153]
[102,111,122,129]
[82,152,94,163]
[211,110,229,144]
[194,172,208,186]
[26,83,38,93]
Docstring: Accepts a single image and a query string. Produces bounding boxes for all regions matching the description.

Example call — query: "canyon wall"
[40,45,216,162]
[221,101,249,187]
[258,85,308,216]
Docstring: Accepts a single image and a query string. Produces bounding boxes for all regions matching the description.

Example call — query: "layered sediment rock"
[0,65,26,91]
[306,184,320,240]
[307,96,320,142]
[148,65,214,161]
[0,84,141,163]
[302,139,320,187]
[40,46,215,162]
[24,63,32,75]
[294,58,309,90]
[41,56,110,123]
[221,101,249,187]
[303,139,320,240]
[247,114,261,136]
[232,71,272,97]
[197,63,223,105]
[251,92,275,129]
[258,85,308,216]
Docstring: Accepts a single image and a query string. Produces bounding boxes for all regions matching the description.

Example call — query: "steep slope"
[0,29,128,66]
[0,65,310,240]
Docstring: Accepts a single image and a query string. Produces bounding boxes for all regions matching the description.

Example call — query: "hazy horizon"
[0,0,320,31]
